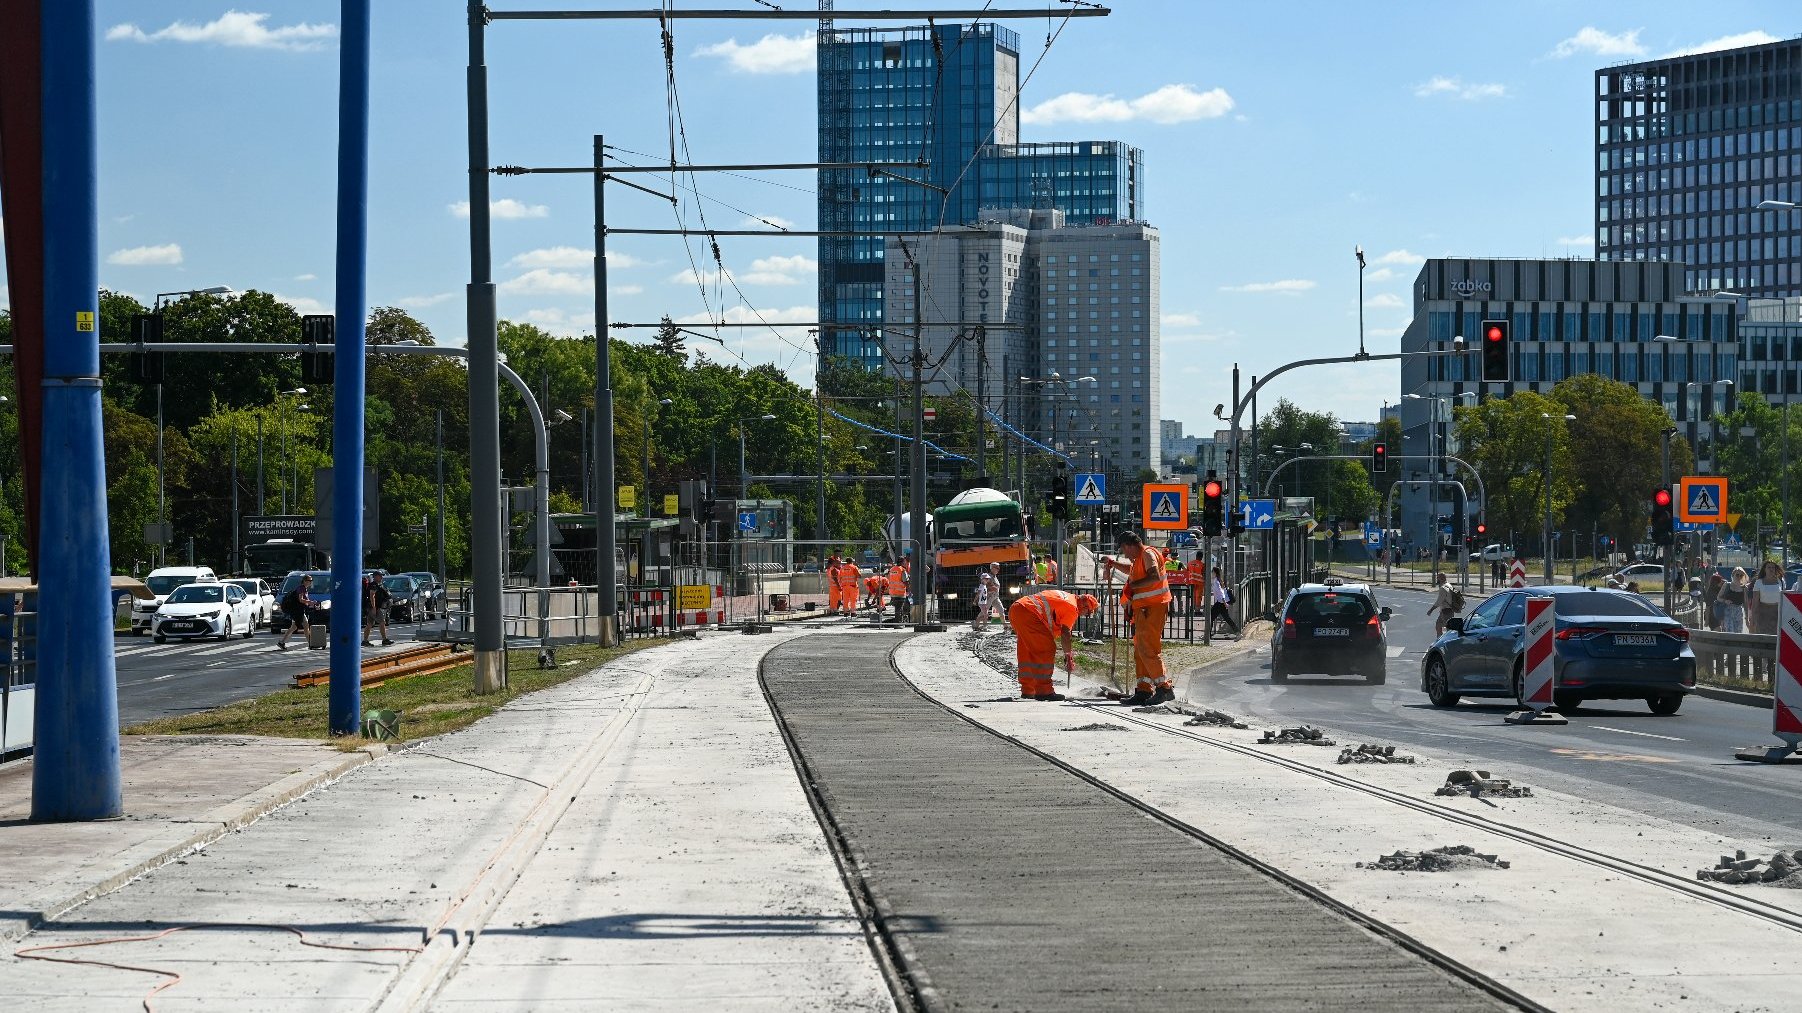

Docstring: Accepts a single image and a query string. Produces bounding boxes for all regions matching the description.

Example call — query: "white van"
[129,566,218,634]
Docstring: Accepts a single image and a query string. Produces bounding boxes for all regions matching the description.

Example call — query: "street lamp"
[1541,412,1576,584]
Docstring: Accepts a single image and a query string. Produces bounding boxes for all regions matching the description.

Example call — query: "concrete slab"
[0,735,386,943]
[900,631,1802,1013]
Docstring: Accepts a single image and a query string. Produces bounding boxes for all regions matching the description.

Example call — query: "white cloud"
[1558,234,1596,248]
[1367,327,1405,339]
[1219,279,1316,295]
[1364,293,1406,310]
[508,246,590,269]
[275,292,331,316]
[670,255,817,288]
[1662,31,1780,58]
[106,11,337,52]
[1362,267,1398,283]
[448,198,548,220]
[1161,312,1202,328]
[1549,27,1645,59]
[106,243,183,266]
[500,269,590,296]
[396,292,458,309]
[1374,249,1425,266]
[694,32,814,74]
[743,213,798,231]
[293,272,317,282]
[1414,76,1507,101]
[675,305,818,367]
[613,284,645,297]
[750,254,816,275]
[520,307,597,337]
[1021,83,1234,126]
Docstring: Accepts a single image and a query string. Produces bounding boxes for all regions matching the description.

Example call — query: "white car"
[152,582,258,643]
[226,577,276,627]
[130,565,218,634]
[1468,544,1516,563]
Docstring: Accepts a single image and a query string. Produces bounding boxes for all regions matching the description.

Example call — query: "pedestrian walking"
[1206,566,1239,638]
[1428,571,1463,638]
[276,574,315,651]
[971,562,1002,631]
[1751,560,1786,634]
[1007,588,1100,701]
[1101,531,1176,705]
[1718,567,1750,633]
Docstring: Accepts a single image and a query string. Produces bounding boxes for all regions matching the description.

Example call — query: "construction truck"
[930,487,1032,619]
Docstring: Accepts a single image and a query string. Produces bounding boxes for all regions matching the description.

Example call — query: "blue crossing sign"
[738,511,758,533]
[1238,499,1276,530]
[1073,472,1106,505]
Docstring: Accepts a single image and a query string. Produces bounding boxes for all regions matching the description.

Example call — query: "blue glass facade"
[817,24,1144,368]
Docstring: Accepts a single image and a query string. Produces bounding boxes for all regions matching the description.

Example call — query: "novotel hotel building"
[1395,257,1738,555]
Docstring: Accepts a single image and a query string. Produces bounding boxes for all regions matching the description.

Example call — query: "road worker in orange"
[885,558,909,622]
[825,554,843,614]
[864,571,885,611]
[1101,530,1175,705]
[836,557,861,615]
[1008,588,1100,702]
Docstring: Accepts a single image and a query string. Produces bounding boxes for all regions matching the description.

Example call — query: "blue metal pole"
[31,0,121,820]
[328,0,370,736]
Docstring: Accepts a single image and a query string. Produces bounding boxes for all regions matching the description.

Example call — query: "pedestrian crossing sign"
[1141,482,1190,530]
[1073,472,1106,505]
[1677,475,1728,524]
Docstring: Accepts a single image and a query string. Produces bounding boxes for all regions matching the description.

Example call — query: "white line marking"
[191,644,242,656]
[1386,646,1406,658]
[1592,725,1686,742]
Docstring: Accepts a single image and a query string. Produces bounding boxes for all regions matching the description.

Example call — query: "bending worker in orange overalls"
[1008,588,1100,702]
[1102,530,1175,705]
[836,557,861,616]
[864,571,885,611]
[825,554,843,614]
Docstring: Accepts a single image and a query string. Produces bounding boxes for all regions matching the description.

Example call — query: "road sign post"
[1142,483,1190,531]
[1238,499,1276,530]
[1677,476,1728,525]
[1505,596,1568,725]
[1735,589,1802,762]
[1073,472,1106,506]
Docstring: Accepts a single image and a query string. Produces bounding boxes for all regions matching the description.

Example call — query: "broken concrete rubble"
[1696,849,1802,887]
[1336,743,1417,765]
[1259,726,1337,747]
[1435,769,1533,799]
[1359,845,1511,872]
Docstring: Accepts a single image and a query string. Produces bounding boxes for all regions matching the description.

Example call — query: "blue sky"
[0,3,1793,433]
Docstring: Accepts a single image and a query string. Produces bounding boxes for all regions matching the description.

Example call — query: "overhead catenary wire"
[825,404,970,463]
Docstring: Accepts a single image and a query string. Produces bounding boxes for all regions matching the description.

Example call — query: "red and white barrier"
[1507,559,1527,589]
[1506,595,1567,724]
[1737,590,1802,761]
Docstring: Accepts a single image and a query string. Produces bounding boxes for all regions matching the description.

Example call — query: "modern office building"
[1397,257,1739,552]
[1736,296,1802,399]
[818,23,1144,368]
[884,207,1162,473]
[1595,37,1802,297]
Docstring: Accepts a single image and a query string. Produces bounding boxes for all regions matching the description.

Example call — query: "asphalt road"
[112,618,432,727]
[1186,584,1802,843]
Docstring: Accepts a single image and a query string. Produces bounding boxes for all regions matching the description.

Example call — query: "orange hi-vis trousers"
[1132,601,1172,693]
[826,575,842,613]
[1009,598,1058,698]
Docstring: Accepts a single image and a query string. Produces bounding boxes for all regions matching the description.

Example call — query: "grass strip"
[125,639,668,748]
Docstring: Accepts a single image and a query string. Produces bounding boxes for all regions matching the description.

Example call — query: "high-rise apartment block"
[818,23,1144,368]
[1596,37,1802,296]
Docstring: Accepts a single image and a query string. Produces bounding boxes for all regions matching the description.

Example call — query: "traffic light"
[1201,469,1224,536]
[1371,442,1387,473]
[130,313,164,384]
[1651,487,1674,546]
[1475,521,1487,537]
[1051,462,1070,518]
[302,314,335,385]
[1480,319,1510,383]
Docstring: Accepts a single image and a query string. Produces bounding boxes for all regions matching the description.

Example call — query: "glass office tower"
[1596,38,1802,297]
[818,23,1144,368]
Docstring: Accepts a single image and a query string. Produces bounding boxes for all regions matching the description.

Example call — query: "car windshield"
[405,573,436,587]
[1288,592,1374,622]
[1551,591,1664,618]
[229,580,259,594]
[147,574,198,595]
[166,584,224,604]
[383,576,413,592]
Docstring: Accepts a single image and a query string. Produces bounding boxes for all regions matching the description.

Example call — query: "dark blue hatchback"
[1420,586,1696,715]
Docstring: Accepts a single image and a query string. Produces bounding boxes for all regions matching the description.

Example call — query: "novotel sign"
[1448,278,1493,298]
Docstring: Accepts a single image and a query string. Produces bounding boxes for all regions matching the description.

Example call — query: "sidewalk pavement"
[4,630,893,1012]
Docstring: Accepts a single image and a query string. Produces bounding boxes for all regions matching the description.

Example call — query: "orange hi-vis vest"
[1019,589,1082,638]
[837,561,860,591]
[865,575,882,594]
[886,565,908,596]
[1126,547,1172,607]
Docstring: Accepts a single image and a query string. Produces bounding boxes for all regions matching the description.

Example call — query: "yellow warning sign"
[618,485,636,509]
[1726,512,1742,530]
[676,584,713,610]
[664,493,679,516]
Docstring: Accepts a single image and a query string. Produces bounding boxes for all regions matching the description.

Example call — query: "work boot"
[1036,692,1068,702]
[1148,686,1176,705]
[1122,689,1155,706]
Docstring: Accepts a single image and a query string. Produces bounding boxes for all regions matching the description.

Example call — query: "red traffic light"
[1653,488,1672,507]
[1486,324,1504,342]
[1476,523,1487,535]
[1203,480,1223,498]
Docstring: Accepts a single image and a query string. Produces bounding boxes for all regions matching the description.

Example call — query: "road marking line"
[186,644,242,656]
[1592,725,1686,742]
[1386,646,1406,658]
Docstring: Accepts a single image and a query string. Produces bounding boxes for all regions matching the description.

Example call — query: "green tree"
[1551,373,1691,551]
[1452,391,1578,553]
[651,315,686,358]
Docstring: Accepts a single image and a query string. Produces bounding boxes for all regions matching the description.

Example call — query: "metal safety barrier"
[1689,629,1775,689]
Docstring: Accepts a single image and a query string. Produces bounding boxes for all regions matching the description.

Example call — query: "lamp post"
[1404,391,1474,562]
[1542,412,1576,584]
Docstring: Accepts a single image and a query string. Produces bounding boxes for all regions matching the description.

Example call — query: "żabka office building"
[1396,258,1737,556]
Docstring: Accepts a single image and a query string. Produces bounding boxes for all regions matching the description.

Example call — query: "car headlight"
[1006,584,1022,594]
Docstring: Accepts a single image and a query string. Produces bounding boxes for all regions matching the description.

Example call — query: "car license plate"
[1314,627,1350,637]
[1614,633,1656,646]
